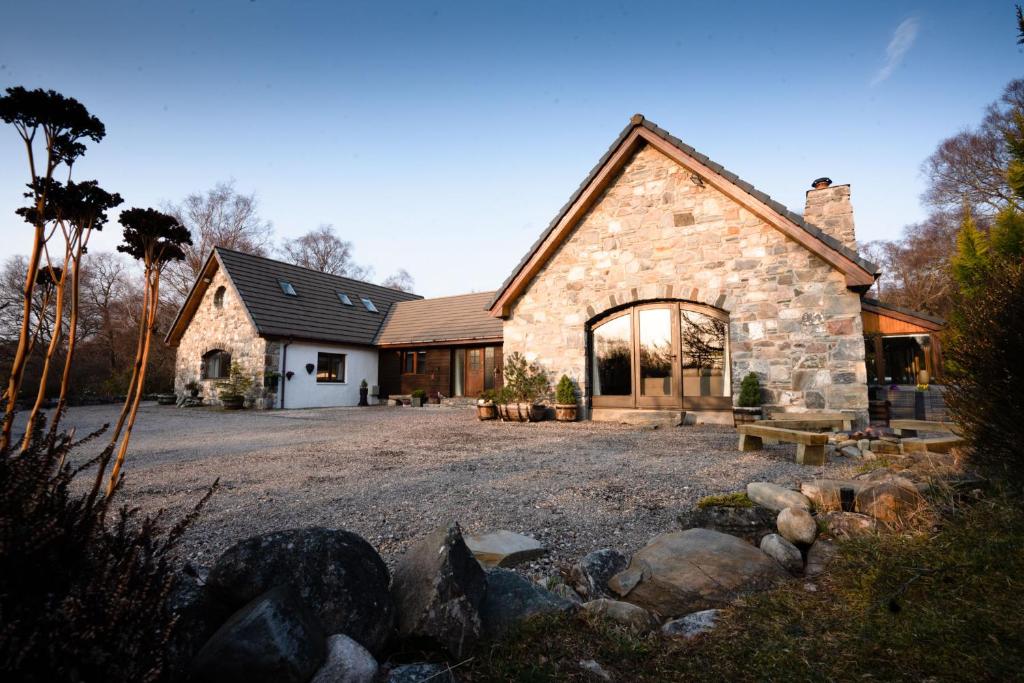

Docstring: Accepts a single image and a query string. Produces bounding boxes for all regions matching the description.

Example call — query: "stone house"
[165,248,502,408]
[167,115,941,420]
[486,114,941,426]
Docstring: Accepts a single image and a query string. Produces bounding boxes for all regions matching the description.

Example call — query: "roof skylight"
[337,292,353,305]
[361,297,378,313]
[279,280,297,296]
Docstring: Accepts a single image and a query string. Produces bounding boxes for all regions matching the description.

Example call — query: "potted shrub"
[499,352,549,422]
[734,371,762,424]
[358,379,369,407]
[554,375,578,422]
[216,362,253,410]
[476,389,498,421]
[410,388,427,407]
[185,380,200,398]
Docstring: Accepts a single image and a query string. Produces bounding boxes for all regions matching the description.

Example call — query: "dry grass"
[464,490,1024,682]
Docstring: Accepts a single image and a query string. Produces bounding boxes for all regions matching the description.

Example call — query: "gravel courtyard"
[57,403,843,575]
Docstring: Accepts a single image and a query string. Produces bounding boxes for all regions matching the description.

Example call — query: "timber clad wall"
[503,143,870,416]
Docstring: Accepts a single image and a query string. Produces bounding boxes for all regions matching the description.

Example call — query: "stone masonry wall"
[173,265,269,407]
[503,143,868,417]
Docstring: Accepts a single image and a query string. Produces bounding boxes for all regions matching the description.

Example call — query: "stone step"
[591,408,685,427]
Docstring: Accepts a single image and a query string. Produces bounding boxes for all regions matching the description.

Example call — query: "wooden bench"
[901,435,965,454]
[764,411,853,431]
[890,419,959,438]
[759,417,848,432]
[737,424,830,466]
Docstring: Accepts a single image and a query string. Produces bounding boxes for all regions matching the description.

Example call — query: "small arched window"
[213,286,226,309]
[201,349,231,380]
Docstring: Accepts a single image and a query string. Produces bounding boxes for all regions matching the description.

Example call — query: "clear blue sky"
[0,1,1020,297]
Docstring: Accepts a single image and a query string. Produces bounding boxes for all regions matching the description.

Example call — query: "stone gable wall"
[173,265,270,407]
[503,143,868,417]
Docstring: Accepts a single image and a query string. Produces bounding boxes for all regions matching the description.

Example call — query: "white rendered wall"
[280,341,379,409]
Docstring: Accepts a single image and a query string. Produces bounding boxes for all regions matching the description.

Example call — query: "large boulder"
[746,483,810,512]
[479,568,576,639]
[759,533,803,574]
[677,505,777,544]
[820,511,879,539]
[191,586,326,683]
[855,482,925,524]
[582,598,659,631]
[311,634,379,683]
[464,530,546,568]
[804,539,839,578]
[776,507,817,546]
[390,523,487,658]
[165,564,231,679]
[206,527,394,654]
[661,609,722,639]
[608,528,788,617]
[569,549,629,599]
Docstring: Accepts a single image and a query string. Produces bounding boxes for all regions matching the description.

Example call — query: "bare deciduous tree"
[381,268,415,292]
[164,181,274,300]
[922,79,1024,216]
[279,224,372,279]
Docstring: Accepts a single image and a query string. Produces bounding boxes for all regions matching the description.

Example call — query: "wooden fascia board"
[164,253,219,347]
[488,126,876,317]
[489,128,646,317]
[637,129,876,289]
[861,302,944,332]
[377,337,504,349]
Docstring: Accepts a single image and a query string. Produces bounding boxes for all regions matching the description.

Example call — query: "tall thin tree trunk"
[50,246,83,435]
[19,260,69,451]
[107,270,151,449]
[107,268,159,496]
[1,223,46,451]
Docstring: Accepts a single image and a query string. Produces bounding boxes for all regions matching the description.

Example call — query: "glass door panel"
[680,308,731,409]
[638,307,677,406]
[591,313,632,405]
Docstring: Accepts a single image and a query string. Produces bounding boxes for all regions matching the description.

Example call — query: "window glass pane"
[864,335,878,383]
[469,349,481,371]
[404,352,415,373]
[680,309,729,397]
[453,349,464,396]
[484,347,495,390]
[639,308,673,397]
[882,335,927,384]
[337,292,353,305]
[592,313,632,396]
[417,351,427,374]
[279,281,297,296]
[361,297,378,312]
[316,353,345,382]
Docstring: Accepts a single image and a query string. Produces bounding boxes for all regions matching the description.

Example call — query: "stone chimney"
[803,177,856,251]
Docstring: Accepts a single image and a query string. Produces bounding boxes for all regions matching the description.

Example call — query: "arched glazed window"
[589,302,730,410]
[201,349,231,380]
[213,286,226,309]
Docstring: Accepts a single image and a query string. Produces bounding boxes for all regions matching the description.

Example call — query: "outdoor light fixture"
[285,370,294,380]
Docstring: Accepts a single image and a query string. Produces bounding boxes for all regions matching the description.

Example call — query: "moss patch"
[697,491,753,509]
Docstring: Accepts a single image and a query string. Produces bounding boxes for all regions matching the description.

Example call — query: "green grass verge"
[463,494,1024,682]
[697,491,753,508]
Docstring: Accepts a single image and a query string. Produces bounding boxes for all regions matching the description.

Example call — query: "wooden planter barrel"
[477,403,498,421]
[500,402,545,422]
[554,404,578,422]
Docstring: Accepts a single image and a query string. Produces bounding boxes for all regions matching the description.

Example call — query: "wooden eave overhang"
[861,298,945,333]
[487,115,880,318]
[377,336,504,349]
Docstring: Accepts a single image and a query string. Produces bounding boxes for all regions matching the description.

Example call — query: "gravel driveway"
[54,403,843,575]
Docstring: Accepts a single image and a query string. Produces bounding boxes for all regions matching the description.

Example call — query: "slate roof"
[375,291,503,345]
[488,115,881,310]
[211,247,421,345]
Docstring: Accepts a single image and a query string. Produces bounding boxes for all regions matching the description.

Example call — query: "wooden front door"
[465,347,484,397]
